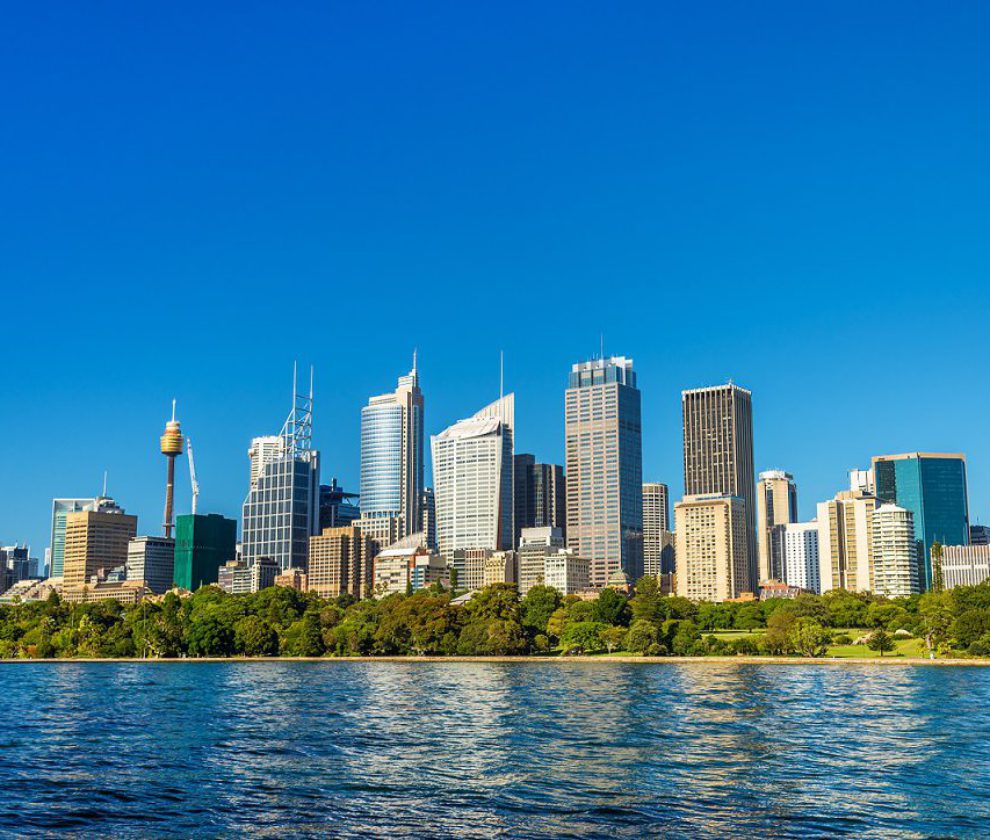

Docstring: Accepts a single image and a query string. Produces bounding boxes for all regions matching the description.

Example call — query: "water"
[1,661,988,838]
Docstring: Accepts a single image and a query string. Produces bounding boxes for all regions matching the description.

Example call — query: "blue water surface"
[0,661,987,838]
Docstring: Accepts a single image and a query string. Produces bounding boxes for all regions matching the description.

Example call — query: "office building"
[275,567,308,592]
[448,548,493,592]
[517,526,566,596]
[62,580,149,605]
[872,452,970,591]
[970,525,990,546]
[483,551,517,587]
[372,534,445,596]
[50,497,105,578]
[770,522,820,593]
[63,504,138,592]
[308,525,374,599]
[757,471,798,583]
[126,536,175,595]
[675,494,749,602]
[816,491,877,594]
[359,360,424,543]
[643,483,671,577]
[217,557,278,594]
[849,468,875,495]
[514,454,566,546]
[682,383,757,591]
[565,356,643,588]
[942,544,990,589]
[351,515,400,557]
[319,479,360,530]
[173,513,237,591]
[543,549,590,595]
[872,504,919,597]
[420,488,436,550]
[431,394,514,558]
[242,370,321,571]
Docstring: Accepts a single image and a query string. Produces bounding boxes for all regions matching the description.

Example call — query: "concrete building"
[643,482,671,577]
[816,491,877,594]
[351,515,401,558]
[483,550,517,587]
[517,526,566,596]
[770,522,820,594]
[756,470,798,583]
[420,488,436,550]
[319,479,360,530]
[565,356,643,589]
[514,454,566,546]
[217,557,279,594]
[126,536,175,595]
[275,567,308,592]
[941,544,990,589]
[62,580,149,605]
[372,534,445,596]
[447,548,491,592]
[674,494,749,602]
[63,505,138,592]
[682,383,757,593]
[872,504,919,597]
[360,360,424,543]
[969,525,990,546]
[173,513,237,592]
[242,369,320,572]
[872,452,969,591]
[543,549,590,595]
[849,468,875,495]
[431,395,514,558]
[49,497,113,578]
[308,525,374,599]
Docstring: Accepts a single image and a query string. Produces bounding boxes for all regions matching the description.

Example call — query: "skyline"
[5,3,990,555]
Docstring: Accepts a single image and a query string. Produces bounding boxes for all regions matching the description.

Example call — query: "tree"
[630,577,664,624]
[763,611,798,655]
[521,586,562,636]
[600,626,625,654]
[593,589,630,626]
[931,541,945,594]
[562,621,607,652]
[867,629,896,657]
[791,619,831,658]
[919,591,954,658]
[234,615,279,656]
[546,607,569,644]
[951,608,990,649]
[625,619,659,653]
[734,602,765,630]
[282,612,326,656]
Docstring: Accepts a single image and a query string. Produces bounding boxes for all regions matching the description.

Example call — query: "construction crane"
[186,436,200,515]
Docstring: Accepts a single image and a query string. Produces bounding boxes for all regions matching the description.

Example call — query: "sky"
[3,2,990,558]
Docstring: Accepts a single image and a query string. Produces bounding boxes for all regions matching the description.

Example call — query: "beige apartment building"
[63,509,138,592]
[816,491,876,593]
[674,494,749,602]
[308,526,373,599]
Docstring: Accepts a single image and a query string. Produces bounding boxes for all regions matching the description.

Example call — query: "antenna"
[171,398,176,422]
[600,333,605,361]
[412,347,417,374]
[102,470,108,497]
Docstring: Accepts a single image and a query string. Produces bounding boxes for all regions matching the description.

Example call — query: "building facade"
[319,479,360,530]
[756,470,798,583]
[431,395,514,558]
[770,522,820,593]
[565,357,643,589]
[49,497,108,578]
[275,567,308,592]
[308,525,374,599]
[872,452,970,592]
[126,536,175,595]
[173,513,237,592]
[872,504,919,597]
[816,491,877,594]
[63,506,138,592]
[372,534,445,596]
[643,482,671,577]
[674,494,749,602]
[514,454,566,547]
[543,549,590,596]
[682,383,757,591]
[517,526,566,596]
[942,544,990,589]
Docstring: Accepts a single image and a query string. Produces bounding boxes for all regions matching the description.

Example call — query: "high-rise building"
[514,454,566,546]
[49,498,103,578]
[1,546,32,595]
[431,395,514,558]
[319,479,360,530]
[420,488,436,551]
[565,357,643,589]
[675,494,749,602]
[872,504,919,597]
[308,525,374,599]
[872,452,969,591]
[816,490,877,594]
[682,383,756,592]
[770,522,820,593]
[242,369,321,571]
[248,436,286,488]
[126,536,175,595]
[517,526,566,596]
[757,470,798,583]
[643,482,671,577]
[63,504,138,592]
[359,360,424,544]
[849,468,875,495]
[941,544,990,589]
[173,513,237,591]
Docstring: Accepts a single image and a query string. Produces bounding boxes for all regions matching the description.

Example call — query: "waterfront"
[2,663,988,837]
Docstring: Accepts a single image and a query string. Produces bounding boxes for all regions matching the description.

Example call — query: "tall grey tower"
[681,383,756,591]
[565,356,643,588]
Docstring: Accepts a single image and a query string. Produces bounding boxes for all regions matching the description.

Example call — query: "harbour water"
[1,661,987,837]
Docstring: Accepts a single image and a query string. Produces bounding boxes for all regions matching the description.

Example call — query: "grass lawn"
[710,627,928,658]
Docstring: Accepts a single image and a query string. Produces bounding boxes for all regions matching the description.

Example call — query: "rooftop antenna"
[499,350,505,424]
[171,398,176,423]
[102,470,108,498]
[600,332,605,361]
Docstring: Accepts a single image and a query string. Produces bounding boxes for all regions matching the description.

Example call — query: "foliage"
[867,629,896,657]
[791,619,831,658]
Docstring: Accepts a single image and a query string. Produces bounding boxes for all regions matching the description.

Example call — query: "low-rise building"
[62,580,150,605]
[218,557,279,594]
[483,551,517,587]
[941,544,990,589]
[517,527,565,596]
[543,549,589,595]
[275,567,308,592]
[373,535,446,596]
[126,536,175,595]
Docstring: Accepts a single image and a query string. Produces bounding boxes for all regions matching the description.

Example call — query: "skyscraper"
[643,482,671,577]
[756,470,798,582]
[682,383,756,592]
[319,479,360,530]
[872,452,969,591]
[565,357,643,589]
[771,522,820,593]
[816,490,877,594]
[173,513,237,591]
[358,359,424,546]
[513,454,566,546]
[872,504,919,597]
[308,525,374,599]
[431,394,514,558]
[241,368,320,571]
[63,502,138,591]
[126,536,175,595]
[49,498,101,578]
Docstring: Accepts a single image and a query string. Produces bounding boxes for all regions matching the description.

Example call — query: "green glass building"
[872,453,969,592]
[173,513,237,591]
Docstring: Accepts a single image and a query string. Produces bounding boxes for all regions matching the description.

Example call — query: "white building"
[543,549,590,595]
[771,522,820,593]
[942,544,990,589]
[872,504,919,597]
[126,536,175,595]
[431,395,514,558]
[817,491,876,594]
[372,532,445,596]
[248,436,286,488]
[517,526,565,596]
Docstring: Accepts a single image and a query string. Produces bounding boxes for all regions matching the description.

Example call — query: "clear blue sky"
[4,2,990,558]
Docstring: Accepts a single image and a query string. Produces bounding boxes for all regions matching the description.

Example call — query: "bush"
[832,633,853,645]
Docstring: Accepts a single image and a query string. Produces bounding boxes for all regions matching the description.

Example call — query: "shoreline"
[1,655,987,666]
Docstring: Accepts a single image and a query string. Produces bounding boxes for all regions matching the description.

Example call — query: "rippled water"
[2,662,988,837]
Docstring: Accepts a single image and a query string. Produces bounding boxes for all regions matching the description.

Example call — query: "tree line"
[2,576,990,659]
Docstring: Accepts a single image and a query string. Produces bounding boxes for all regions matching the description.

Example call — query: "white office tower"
[872,504,920,597]
[431,394,514,559]
[771,522,821,593]
[517,526,566,596]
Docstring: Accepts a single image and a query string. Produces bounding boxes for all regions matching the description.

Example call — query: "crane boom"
[187,436,200,515]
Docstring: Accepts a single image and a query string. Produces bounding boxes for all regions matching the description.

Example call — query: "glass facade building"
[872,453,969,591]
[174,513,237,591]
[513,454,566,547]
[49,498,101,578]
